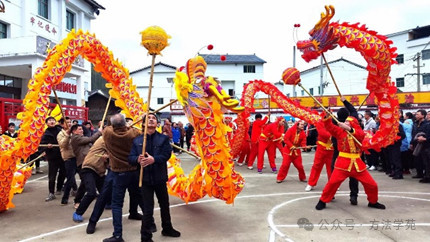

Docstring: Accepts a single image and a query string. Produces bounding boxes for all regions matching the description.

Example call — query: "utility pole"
[293,45,296,97]
[406,52,426,92]
[320,56,324,96]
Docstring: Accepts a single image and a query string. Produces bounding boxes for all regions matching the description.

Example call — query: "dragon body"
[167,56,245,204]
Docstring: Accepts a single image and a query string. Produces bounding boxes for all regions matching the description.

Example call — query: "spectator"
[4,122,17,138]
[162,119,173,141]
[171,122,181,154]
[363,110,377,171]
[401,112,413,174]
[410,110,429,180]
[178,121,186,150]
[185,123,194,151]
[83,120,95,137]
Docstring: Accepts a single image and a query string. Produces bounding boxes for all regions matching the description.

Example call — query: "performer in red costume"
[315,114,386,210]
[305,120,334,191]
[276,120,308,182]
[237,131,251,166]
[257,117,285,173]
[247,113,270,170]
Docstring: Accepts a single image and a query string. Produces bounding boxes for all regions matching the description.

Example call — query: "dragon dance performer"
[305,120,333,191]
[257,116,285,173]
[247,113,270,170]
[315,113,386,210]
[276,120,308,183]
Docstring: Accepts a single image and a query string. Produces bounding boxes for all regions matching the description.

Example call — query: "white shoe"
[305,185,313,192]
[237,163,244,167]
[32,169,37,175]
[247,166,253,170]
[369,166,376,171]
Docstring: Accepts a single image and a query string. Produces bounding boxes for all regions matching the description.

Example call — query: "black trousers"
[413,149,426,177]
[331,150,359,198]
[47,158,66,194]
[386,145,402,177]
[76,168,104,216]
[141,182,173,240]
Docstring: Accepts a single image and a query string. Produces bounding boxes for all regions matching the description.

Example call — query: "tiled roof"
[130,62,177,74]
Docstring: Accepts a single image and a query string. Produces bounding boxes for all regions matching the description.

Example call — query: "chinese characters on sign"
[30,17,57,35]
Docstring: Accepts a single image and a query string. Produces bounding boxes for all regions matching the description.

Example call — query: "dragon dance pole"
[129,99,178,130]
[53,89,67,128]
[139,54,156,187]
[321,53,342,97]
[100,95,112,127]
[357,93,370,111]
[170,143,200,160]
[297,83,362,146]
[138,26,170,187]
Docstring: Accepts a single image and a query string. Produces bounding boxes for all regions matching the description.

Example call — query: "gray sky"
[92,0,430,83]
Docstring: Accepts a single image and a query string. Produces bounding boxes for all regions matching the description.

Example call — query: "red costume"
[237,132,251,165]
[319,116,379,204]
[307,121,334,187]
[247,116,268,167]
[257,117,284,172]
[277,122,307,181]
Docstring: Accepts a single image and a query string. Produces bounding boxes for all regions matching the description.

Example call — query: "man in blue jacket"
[129,113,180,242]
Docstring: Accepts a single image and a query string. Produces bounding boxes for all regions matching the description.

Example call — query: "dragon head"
[297,5,339,62]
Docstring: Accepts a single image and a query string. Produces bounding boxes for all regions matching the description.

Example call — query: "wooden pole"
[38,144,59,147]
[357,93,371,111]
[101,95,112,127]
[321,53,342,97]
[53,89,67,127]
[17,152,46,171]
[298,83,362,146]
[170,143,200,160]
[268,94,271,119]
[139,54,157,187]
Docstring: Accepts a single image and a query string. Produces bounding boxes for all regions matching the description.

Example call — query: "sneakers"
[237,162,244,167]
[368,202,386,209]
[103,235,124,242]
[162,228,181,237]
[36,168,44,174]
[32,169,37,175]
[257,169,263,174]
[73,212,83,222]
[315,200,326,210]
[45,193,56,202]
[128,213,143,220]
[86,222,96,234]
[276,180,282,183]
[247,166,253,170]
[350,196,358,205]
[368,166,376,171]
[271,168,277,174]
[305,185,313,192]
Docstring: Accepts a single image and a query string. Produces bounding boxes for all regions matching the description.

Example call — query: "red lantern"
[207,44,214,50]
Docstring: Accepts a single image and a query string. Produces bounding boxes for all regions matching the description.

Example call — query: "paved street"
[1,150,429,242]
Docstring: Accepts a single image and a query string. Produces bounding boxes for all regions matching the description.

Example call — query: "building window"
[66,10,75,31]
[396,77,404,87]
[423,74,430,85]
[310,88,314,95]
[157,98,164,104]
[228,89,234,96]
[422,49,430,60]
[0,22,6,39]
[318,86,321,95]
[243,65,255,73]
[301,90,304,96]
[396,54,404,64]
[38,0,49,19]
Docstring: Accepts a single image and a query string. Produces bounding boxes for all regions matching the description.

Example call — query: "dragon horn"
[311,5,335,34]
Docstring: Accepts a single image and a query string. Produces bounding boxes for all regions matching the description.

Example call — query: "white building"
[0,0,104,106]
[130,54,266,123]
[281,58,368,98]
[388,25,430,92]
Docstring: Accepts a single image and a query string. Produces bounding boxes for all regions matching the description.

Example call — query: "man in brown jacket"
[102,113,145,242]
[73,137,109,222]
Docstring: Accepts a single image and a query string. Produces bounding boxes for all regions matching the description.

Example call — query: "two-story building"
[0,0,104,128]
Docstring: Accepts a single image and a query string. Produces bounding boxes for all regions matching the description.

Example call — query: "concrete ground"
[1,150,429,242]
